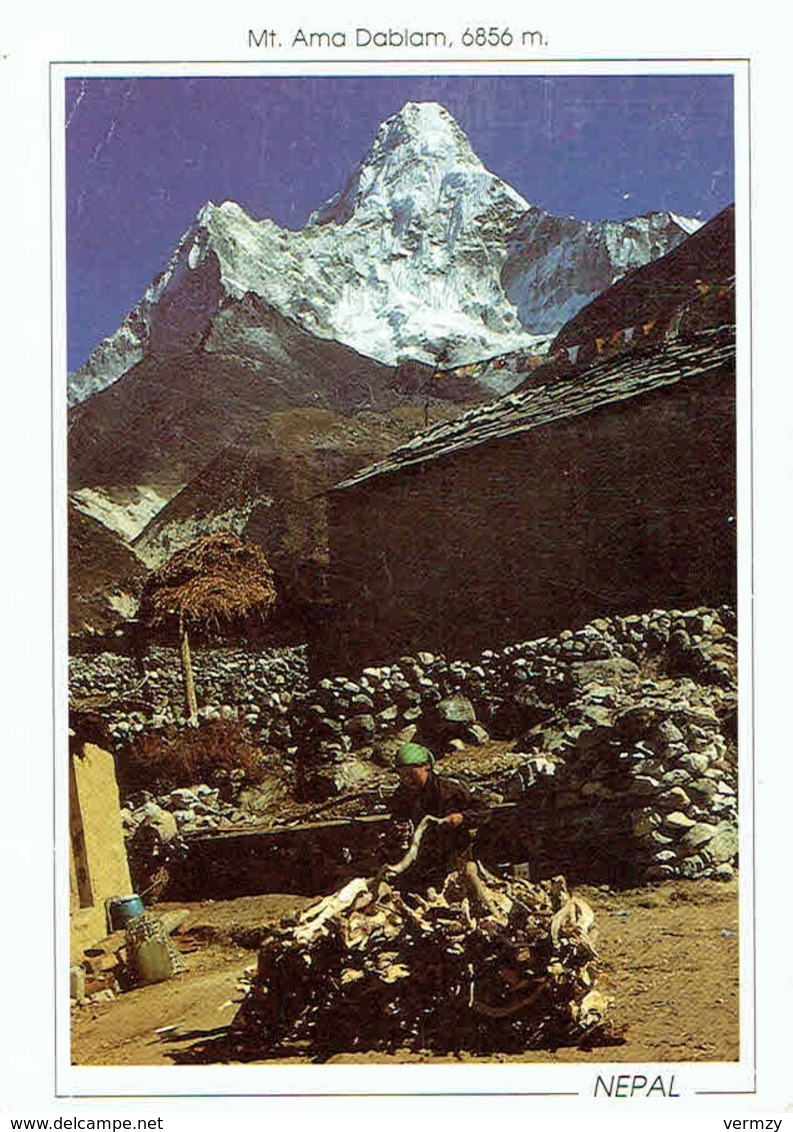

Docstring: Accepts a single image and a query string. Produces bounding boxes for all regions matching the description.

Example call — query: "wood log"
[550,895,598,958]
[293,876,371,945]
[232,848,615,1056]
[462,859,512,920]
[380,814,445,879]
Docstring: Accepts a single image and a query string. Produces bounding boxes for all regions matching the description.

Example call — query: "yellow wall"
[69,741,132,960]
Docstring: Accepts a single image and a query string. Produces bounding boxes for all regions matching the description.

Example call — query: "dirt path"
[71,879,739,1066]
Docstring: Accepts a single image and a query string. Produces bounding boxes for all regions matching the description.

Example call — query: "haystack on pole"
[137,532,277,726]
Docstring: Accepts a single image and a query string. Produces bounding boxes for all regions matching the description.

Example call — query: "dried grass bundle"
[139,532,276,633]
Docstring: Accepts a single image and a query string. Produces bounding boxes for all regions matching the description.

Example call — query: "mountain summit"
[69,101,700,405]
[309,101,519,226]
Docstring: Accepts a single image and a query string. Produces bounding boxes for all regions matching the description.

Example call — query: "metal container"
[107,894,145,931]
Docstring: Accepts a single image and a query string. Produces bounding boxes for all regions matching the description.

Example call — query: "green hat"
[394,742,435,768]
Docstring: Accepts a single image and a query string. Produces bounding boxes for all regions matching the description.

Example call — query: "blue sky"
[65,74,734,371]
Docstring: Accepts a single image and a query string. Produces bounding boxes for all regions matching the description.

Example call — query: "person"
[387,741,489,887]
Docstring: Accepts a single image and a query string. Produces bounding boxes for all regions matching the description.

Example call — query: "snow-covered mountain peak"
[68,100,704,405]
[309,101,527,228]
[370,101,480,166]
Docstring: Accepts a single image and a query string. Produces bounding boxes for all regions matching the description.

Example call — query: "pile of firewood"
[230,817,615,1057]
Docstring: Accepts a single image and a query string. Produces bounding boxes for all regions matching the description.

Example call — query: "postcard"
[1,0,788,1122]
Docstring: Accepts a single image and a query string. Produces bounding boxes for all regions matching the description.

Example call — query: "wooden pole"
[179,617,199,726]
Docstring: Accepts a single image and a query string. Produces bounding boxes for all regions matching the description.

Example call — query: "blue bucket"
[107,894,145,931]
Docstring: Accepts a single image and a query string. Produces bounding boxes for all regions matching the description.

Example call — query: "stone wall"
[70,606,738,890]
[289,604,738,886]
[69,645,308,748]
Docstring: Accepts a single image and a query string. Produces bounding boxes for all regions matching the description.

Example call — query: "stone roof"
[330,325,736,493]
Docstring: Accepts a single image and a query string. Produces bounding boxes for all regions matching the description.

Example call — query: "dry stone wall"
[290,605,738,885]
[70,606,738,887]
[69,645,309,746]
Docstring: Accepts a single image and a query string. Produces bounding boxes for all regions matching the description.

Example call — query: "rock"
[633,775,661,795]
[713,863,735,881]
[711,795,736,816]
[616,704,659,741]
[657,786,692,809]
[644,864,676,882]
[632,808,661,837]
[90,989,116,1003]
[351,694,376,711]
[303,757,378,799]
[195,787,220,807]
[669,629,691,651]
[134,804,178,844]
[679,752,711,775]
[416,694,478,748]
[319,717,344,735]
[703,822,739,865]
[345,714,376,741]
[462,723,490,746]
[489,687,555,739]
[126,790,154,809]
[689,776,720,799]
[678,854,706,879]
[577,704,616,728]
[237,772,293,814]
[436,695,476,724]
[646,830,674,847]
[662,811,696,831]
[681,821,718,850]
[70,966,86,1000]
[656,719,684,744]
[568,658,639,688]
[526,755,556,777]
[371,734,412,768]
[661,769,691,788]
[501,769,535,799]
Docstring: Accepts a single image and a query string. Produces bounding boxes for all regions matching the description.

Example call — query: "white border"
[50,58,754,1105]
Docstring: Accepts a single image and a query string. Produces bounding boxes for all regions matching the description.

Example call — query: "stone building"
[314,324,736,674]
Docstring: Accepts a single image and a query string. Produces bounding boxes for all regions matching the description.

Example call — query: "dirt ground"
[71,877,739,1066]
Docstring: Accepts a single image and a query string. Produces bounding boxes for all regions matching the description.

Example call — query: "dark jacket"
[387,771,490,883]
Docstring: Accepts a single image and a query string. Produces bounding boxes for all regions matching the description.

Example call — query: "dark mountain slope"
[68,505,149,634]
[551,205,735,352]
[67,295,482,491]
